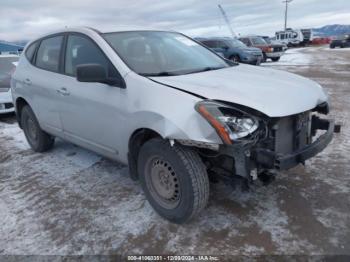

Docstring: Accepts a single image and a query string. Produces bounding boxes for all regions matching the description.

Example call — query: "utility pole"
[282,0,293,30]
[218,4,236,38]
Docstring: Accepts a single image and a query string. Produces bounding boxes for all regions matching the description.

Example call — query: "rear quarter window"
[25,42,38,63]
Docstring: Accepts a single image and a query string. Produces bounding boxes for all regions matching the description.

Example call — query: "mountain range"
[312,24,350,36]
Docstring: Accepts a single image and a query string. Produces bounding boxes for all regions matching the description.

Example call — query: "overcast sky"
[1,0,350,41]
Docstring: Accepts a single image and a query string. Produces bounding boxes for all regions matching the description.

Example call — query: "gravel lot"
[0,46,349,257]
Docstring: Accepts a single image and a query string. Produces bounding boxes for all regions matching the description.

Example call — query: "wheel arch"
[15,97,30,128]
[128,128,163,181]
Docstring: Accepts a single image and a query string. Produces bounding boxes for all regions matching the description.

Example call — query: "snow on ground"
[262,47,312,67]
[0,46,349,257]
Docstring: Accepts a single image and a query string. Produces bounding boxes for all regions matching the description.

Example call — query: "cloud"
[0,0,349,41]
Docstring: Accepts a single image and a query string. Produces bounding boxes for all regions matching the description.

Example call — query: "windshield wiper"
[184,66,226,75]
[140,71,178,77]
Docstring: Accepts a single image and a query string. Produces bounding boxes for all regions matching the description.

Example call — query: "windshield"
[226,39,247,48]
[251,37,267,45]
[102,31,229,76]
[263,37,271,44]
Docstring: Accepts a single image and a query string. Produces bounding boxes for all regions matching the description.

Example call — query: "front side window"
[36,36,63,72]
[103,31,229,76]
[65,34,118,78]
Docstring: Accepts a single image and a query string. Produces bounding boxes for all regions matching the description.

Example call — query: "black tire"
[21,105,55,152]
[230,55,240,63]
[330,44,335,49]
[271,57,280,62]
[138,138,209,224]
[262,53,267,62]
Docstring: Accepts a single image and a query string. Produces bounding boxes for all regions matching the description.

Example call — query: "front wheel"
[230,55,240,63]
[271,57,280,62]
[262,53,267,62]
[21,105,55,152]
[138,138,209,224]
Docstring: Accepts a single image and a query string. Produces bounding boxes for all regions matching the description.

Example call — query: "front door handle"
[56,87,70,96]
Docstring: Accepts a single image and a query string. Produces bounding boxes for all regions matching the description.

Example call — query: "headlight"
[195,100,259,144]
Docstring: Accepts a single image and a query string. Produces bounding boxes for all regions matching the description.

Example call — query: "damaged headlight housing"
[195,100,259,144]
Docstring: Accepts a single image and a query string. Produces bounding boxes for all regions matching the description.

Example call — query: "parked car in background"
[260,36,288,52]
[312,37,332,46]
[239,36,284,62]
[12,27,339,223]
[330,34,350,48]
[196,37,263,65]
[0,55,18,114]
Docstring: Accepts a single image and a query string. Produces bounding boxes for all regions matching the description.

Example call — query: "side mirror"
[76,64,124,87]
[76,64,107,83]
[223,46,229,50]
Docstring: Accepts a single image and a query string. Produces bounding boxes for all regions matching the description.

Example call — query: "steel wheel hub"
[147,158,180,209]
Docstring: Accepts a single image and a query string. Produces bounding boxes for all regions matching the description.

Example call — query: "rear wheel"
[271,57,280,62]
[138,138,209,224]
[21,105,55,152]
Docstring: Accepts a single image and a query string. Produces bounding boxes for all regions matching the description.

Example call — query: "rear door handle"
[56,87,70,96]
[24,78,32,86]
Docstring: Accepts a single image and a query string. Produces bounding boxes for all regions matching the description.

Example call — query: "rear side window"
[25,42,38,63]
[64,34,119,78]
[36,36,63,72]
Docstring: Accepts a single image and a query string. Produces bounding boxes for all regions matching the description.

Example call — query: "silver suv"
[12,27,339,223]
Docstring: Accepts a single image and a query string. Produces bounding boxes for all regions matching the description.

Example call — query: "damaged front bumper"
[255,118,336,170]
[218,116,340,179]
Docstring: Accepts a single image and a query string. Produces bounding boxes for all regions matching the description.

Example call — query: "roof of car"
[195,37,237,41]
[25,26,180,48]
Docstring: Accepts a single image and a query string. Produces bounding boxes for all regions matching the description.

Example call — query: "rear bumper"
[255,118,336,170]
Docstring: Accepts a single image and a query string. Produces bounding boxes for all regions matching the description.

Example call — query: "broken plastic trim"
[176,139,219,151]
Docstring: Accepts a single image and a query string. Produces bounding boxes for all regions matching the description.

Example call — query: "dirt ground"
[0,46,349,257]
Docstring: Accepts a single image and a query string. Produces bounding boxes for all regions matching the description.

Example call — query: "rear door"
[27,35,65,136]
[58,33,126,158]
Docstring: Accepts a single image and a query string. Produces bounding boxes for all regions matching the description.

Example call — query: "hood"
[150,65,328,117]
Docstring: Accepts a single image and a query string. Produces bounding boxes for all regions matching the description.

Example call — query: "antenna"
[282,0,293,30]
[218,4,236,38]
